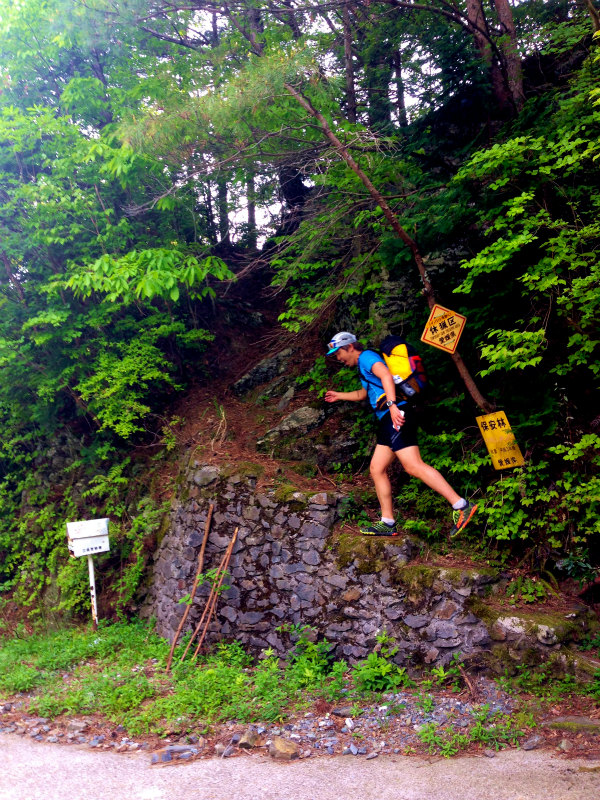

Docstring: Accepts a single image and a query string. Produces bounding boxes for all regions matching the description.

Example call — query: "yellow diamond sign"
[421,304,466,354]
[476,411,525,470]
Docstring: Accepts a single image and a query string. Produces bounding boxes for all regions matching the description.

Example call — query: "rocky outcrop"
[256,406,326,454]
[231,349,293,396]
[140,464,597,668]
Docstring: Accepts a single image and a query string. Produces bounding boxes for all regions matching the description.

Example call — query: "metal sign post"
[87,554,99,629]
[66,518,110,629]
[420,304,467,354]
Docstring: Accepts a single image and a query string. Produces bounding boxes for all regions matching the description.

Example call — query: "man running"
[324,331,477,537]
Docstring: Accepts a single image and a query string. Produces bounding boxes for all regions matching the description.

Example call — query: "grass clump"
[497,662,600,702]
[417,704,529,757]
[0,620,347,737]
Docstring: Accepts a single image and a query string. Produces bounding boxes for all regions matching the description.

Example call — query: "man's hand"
[324,390,341,403]
[391,405,405,431]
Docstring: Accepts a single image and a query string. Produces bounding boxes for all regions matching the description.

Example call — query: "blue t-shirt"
[358,350,388,419]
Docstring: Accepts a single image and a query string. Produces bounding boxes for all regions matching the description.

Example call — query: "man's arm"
[371,361,405,429]
[324,387,367,403]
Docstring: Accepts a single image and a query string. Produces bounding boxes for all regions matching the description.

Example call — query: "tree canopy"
[0,0,599,615]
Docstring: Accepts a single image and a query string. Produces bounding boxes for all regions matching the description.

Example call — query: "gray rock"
[239,729,259,749]
[277,388,295,411]
[558,738,573,752]
[301,551,321,566]
[257,407,325,451]
[403,614,429,628]
[193,466,220,487]
[232,349,292,396]
[66,721,89,734]
[332,707,354,717]
[151,749,173,764]
[269,736,299,761]
[536,625,558,645]
[522,735,544,751]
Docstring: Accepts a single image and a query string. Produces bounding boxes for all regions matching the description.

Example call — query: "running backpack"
[380,335,427,401]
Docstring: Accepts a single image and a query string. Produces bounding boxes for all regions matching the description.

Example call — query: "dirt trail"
[2,732,599,800]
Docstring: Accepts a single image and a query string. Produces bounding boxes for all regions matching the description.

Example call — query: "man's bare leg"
[369,444,396,519]
[395,445,461,505]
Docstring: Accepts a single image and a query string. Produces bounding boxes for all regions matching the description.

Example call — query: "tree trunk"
[284,81,493,412]
[343,2,357,123]
[465,0,511,114]
[495,0,525,111]
[204,182,217,243]
[393,50,408,127]
[217,178,230,245]
[584,0,600,32]
[365,52,393,133]
[246,170,258,250]
[2,250,26,305]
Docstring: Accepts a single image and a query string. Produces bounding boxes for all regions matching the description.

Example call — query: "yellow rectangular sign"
[476,411,525,470]
[421,304,466,354]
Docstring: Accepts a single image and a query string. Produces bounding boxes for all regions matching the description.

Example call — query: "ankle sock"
[452,499,467,510]
[381,517,395,526]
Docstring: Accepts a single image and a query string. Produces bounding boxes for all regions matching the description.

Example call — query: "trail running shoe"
[449,500,478,538]
[359,520,398,536]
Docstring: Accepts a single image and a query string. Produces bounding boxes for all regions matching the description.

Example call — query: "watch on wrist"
[385,400,396,408]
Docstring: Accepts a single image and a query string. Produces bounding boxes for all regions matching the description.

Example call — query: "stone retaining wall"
[140,462,594,668]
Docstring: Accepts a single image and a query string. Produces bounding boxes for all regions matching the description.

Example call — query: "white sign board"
[67,518,110,558]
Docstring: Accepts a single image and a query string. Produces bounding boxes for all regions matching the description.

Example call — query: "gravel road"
[1,733,600,800]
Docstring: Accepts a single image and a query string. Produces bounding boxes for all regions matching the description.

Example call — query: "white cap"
[326,332,357,354]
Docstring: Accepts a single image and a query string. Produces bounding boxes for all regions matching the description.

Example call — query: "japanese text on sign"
[420,304,466,354]
[476,411,525,471]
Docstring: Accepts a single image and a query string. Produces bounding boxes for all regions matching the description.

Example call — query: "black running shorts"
[376,406,418,451]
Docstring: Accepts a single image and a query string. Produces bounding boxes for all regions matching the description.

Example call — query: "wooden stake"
[166,503,214,670]
[180,527,238,663]
[192,528,238,658]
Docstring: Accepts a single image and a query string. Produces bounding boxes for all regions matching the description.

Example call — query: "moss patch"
[273,482,302,503]
[394,564,438,590]
[465,596,501,625]
[334,534,393,574]
[220,461,265,480]
[545,718,600,732]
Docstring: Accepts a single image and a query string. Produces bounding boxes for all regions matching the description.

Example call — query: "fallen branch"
[166,503,214,671]
[458,664,478,700]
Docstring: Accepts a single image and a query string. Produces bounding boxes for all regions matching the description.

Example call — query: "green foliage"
[482,441,600,547]
[505,576,556,605]
[429,654,464,691]
[417,706,526,757]
[497,663,592,701]
[558,549,597,587]
[352,632,416,692]
[0,0,599,612]
[577,633,600,657]
[0,621,347,735]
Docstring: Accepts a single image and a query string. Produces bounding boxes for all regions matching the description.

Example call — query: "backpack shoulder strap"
[357,350,384,387]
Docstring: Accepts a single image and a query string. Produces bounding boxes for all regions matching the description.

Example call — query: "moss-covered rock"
[334,533,416,575]
[394,565,438,603]
[335,533,390,573]
[543,716,600,733]
[220,461,265,481]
